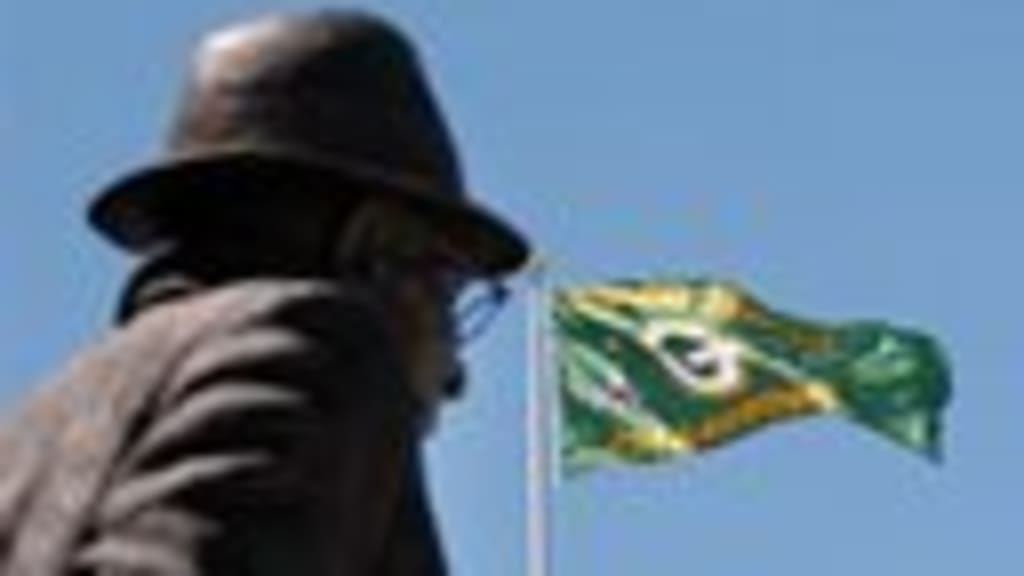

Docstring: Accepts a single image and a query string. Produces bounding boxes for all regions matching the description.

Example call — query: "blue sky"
[2,1,1021,574]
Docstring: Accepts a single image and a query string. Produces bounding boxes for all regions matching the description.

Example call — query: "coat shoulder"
[0,278,395,573]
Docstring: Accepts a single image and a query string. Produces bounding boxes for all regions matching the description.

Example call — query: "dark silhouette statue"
[0,10,530,575]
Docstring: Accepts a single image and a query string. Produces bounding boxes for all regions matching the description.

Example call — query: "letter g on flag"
[641,321,746,397]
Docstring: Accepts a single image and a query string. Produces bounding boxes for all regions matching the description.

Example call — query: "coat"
[0,278,447,575]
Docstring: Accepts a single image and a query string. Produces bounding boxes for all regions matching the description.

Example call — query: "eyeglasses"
[332,201,512,344]
[350,251,511,346]
[452,279,510,345]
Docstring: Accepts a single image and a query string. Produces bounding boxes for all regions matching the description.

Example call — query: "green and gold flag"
[554,278,951,474]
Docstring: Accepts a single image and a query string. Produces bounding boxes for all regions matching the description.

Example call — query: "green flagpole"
[525,257,551,576]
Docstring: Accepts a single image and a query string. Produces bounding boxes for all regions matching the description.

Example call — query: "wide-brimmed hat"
[88,10,530,276]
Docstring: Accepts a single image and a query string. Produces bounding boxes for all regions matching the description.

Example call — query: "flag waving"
[554,278,951,474]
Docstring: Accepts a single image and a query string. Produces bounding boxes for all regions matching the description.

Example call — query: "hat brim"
[89,149,531,277]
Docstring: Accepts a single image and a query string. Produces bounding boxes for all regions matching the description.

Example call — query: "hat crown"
[172,10,463,195]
